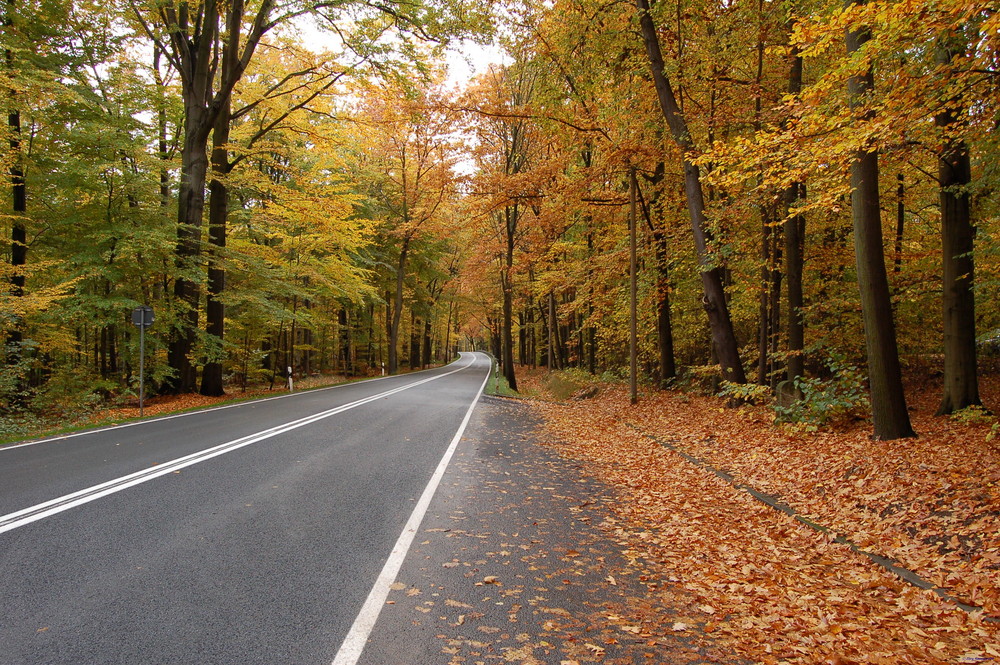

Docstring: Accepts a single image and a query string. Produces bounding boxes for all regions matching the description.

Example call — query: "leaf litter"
[528,371,1000,665]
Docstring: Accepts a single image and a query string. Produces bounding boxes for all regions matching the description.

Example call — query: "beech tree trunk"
[634,0,747,385]
[846,4,915,440]
[146,0,274,393]
[501,206,518,391]
[7,107,25,352]
[6,3,26,380]
[422,318,432,368]
[387,239,409,375]
[935,35,980,416]
[200,97,231,396]
[162,0,220,394]
[782,32,806,388]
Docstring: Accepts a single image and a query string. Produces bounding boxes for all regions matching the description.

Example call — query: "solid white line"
[330,358,490,665]
[0,355,480,535]
[0,357,464,452]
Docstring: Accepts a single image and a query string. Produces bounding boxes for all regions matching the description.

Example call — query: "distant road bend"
[0,352,491,665]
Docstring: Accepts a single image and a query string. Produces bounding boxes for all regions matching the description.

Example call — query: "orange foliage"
[531,375,1000,663]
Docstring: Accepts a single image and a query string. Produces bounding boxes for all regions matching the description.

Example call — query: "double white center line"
[0,357,477,536]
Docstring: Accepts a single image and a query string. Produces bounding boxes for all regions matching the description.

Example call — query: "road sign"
[130,305,154,416]
[131,305,154,328]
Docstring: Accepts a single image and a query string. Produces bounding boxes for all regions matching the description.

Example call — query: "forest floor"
[515,366,1000,664]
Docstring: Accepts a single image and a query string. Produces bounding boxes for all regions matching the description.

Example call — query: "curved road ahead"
[0,352,491,665]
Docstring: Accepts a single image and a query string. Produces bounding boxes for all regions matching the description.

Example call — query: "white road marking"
[331,358,490,665]
[0,355,479,535]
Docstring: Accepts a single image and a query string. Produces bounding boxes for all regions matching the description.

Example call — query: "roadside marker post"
[130,305,154,417]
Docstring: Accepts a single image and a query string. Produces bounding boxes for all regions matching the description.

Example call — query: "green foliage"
[718,381,772,405]
[950,405,996,427]
[543,368,597,400]
[772,352,870,430]
[29,365,122,421]
[676,365,723,396]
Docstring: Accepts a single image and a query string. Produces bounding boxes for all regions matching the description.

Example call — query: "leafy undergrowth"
[526,369,1000,664]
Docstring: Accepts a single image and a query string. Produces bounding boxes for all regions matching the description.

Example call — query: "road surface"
[0,352,491,665]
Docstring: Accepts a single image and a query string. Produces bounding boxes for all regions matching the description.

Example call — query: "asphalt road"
[0,352,491,665]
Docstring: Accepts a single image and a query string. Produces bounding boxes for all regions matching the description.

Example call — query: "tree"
[633,0,747,385]
[359,75,460,374]
[845,0,914,439]
[935,28,981,415]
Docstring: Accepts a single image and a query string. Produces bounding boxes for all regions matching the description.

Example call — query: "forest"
[2,0,998,441]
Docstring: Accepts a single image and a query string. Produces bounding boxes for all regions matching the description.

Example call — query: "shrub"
[772,351,870,430]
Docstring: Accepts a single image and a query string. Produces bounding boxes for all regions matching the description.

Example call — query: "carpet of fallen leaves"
[525,370,1000,665]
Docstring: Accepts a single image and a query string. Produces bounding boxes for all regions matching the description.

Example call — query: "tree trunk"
[501,214,518,390]
[846,4,915,439]
[6,1,26,376]
[162,0,220,394]
[781,16,807,390]
[634,0,746,384]
[894,173,905,276]
[387,241,409,375]
[422,318,432,368]
[200,0,243,397]
[653,229,677,385]
[200,99,231,396]
[409,311,420,371]
[3,0,28,368]
[7,107,25,352]
[935,35,980,415]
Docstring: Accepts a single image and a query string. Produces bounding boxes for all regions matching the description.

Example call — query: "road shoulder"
[358,395,733,665]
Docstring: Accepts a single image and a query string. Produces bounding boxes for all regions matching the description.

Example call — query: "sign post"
[130,306,154,416]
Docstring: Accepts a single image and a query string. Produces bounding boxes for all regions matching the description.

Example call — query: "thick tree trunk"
[200,1,243,397]
[5,3,26,367]
[200,98,231,396]
[501,218,518,390]
[634,0,746,384]
[387,241,409,375]
[783,33,806,387]
[783,182,806,385]
[7,107,25,354]
[422,318,432,368]
[165,129,210,393]
[936,37,980,415]
[846,5,915,439]
[409,311,420,371]
[161,0,220,395]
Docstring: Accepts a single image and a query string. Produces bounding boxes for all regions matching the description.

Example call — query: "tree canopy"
[2,0,998,440]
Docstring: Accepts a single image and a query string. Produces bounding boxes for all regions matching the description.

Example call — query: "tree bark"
[148,0,274,393]
[634,0,746,384]
[935,35,981,415]
[782,23,807,389]
[5,2,26,373]
[387,239,409,375]
[846,3,915,439]
[7,108,25,350]
[200,94,231,396]
[500,206,518,391]
[422,318,432,368]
